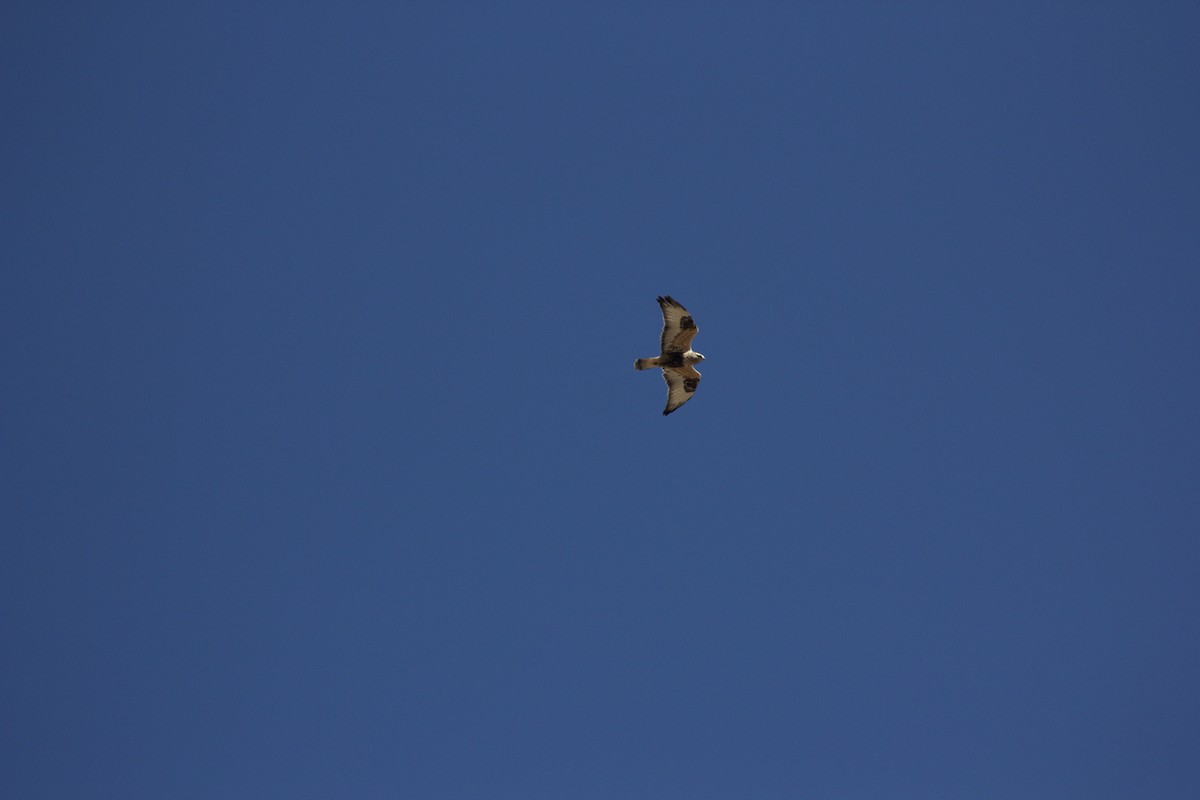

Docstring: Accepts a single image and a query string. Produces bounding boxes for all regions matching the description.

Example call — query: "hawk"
[634,295,705,415]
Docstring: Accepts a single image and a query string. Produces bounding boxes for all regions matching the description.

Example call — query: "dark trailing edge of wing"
[657,295,696,354]
[661,369,700,415]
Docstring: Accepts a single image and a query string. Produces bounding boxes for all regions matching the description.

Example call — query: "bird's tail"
[634,357,657,371]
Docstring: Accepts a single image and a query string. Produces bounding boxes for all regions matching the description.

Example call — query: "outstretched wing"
[662,364,702,416]
[658,295,699,354]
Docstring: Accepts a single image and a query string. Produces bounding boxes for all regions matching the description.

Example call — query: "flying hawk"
[634,295,705,415]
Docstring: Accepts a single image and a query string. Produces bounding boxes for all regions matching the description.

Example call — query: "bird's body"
[635,295,704,415]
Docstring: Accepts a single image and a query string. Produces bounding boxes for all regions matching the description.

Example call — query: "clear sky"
[4,3,1199,798]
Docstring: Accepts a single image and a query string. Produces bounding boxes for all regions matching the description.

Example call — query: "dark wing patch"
[661,364,702,416]
[657,295,699,354]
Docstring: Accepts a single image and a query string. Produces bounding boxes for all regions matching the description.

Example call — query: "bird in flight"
[634,295,705,415]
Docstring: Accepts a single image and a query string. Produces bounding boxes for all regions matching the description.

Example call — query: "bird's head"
[691,351,705,363]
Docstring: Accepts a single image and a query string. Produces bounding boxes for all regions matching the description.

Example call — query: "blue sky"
[3,3,1199,797]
